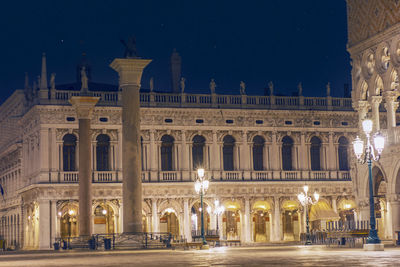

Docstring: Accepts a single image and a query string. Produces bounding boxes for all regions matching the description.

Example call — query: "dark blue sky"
[0,0,350,102]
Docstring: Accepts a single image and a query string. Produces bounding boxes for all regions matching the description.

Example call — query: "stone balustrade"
[38,90,354,111]
[56,169,351,183]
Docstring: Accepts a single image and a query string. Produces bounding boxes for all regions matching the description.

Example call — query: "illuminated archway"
[252,201,271,242]
[222,201,241,240]
[281,200,300,241]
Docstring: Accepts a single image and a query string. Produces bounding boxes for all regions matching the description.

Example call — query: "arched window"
[223,135,235,171]
[161,135,174,171]
[63,134,77,171]
[282,136,293,171]
[253,136,265,170]
[310,136,322,171]
[338,136,349,171]
[192,135,206,169]
[96,134,110,171]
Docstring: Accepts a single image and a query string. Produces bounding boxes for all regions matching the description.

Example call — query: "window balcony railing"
[160,171,179,182]
[93,171,117,182]
[60,171,78,183]
[221,171,242,181]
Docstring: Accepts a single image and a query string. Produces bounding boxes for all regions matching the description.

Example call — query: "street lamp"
[353,119,385,246]
[195,168,209,248]
[297,185,319,245]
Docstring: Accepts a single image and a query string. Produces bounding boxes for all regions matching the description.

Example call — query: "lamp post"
[195,168,209,248]
[353,119,385,247]
[297,185,319,245]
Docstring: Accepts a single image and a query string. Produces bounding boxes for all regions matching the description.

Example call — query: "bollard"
[104,238,111,250]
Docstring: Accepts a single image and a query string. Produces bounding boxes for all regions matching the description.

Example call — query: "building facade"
[0,1,400,249]
[347,0,400,243]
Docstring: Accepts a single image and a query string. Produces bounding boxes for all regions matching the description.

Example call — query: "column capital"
[383,90,399,102]
[370,95,383,105]
[355,100,370,112]
[69,96,99,119]
[110,58,152,87]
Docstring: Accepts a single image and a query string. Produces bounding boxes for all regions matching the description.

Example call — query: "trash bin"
[62,240,68,250]
[88,238,96,250]
[104,238,111,250]
[53,242,60,250]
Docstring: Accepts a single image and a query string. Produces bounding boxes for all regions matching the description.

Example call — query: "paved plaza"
[0,246,399,267]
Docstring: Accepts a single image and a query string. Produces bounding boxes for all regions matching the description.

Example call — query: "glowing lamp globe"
[197,168,205,178]
[373,133,385,154]
[362,119,373,134]
[353,136,364,159]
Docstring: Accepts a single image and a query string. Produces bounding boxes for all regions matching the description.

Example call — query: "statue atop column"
[209,78,216,94]
[326,82,331,96]
[50,73,56,90]
[180,77,186,93]
[81,67,88,92]
[268,81,274,96]
[298,82,303,96]
[240,81,246,95]
[120,37,138,59]
[149,77,154,92]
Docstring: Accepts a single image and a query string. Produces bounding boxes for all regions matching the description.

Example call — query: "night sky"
[0,0,350,103]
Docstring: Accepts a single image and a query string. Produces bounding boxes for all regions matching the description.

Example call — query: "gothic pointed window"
[282,136,293,170]
[96,134,110,171]
[63,134,77,171]
[253,136,265,170]
[338,136,349,171]
[310,136,322,171]
[223,135,235,171]
[192,135,206,169]
[161,135,174,171]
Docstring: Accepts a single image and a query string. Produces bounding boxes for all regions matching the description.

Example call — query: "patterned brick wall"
[347,0,400,47]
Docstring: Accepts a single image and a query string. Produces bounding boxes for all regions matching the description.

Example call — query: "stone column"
[328,132,335,170]
[110,58,152,233]
[370,96,382,131]
[70,96,99,237]
[273,197,281,241]
[355,100,370,130]
[183,199,192,242]
[50,201,57,247]
[243,198,251,243]
[271,132,279,170]
[211,131,220,171]
[151,199,159,232]
[332,197,337,213]
[70,96,99,236]
[384,91,399,129]
[389,200,400,241]
[38,200,50,249]
[299,132,306,170]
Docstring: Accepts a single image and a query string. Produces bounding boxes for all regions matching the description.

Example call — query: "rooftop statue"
[149,77,154,92]
[268,81,274,96]
[121,37,138,59]
[180,77,186,93]
[81,66,88,92]
[298,82,303,96]
[326,82,331,96]
[50,73,56,90]
[210,78,216,94]
[240,81,246,95]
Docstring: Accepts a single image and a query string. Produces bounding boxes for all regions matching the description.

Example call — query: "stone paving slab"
[0,246,399,267]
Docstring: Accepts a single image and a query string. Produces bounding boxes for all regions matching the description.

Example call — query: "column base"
[201,244,210,250]
[363,243,384,251]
